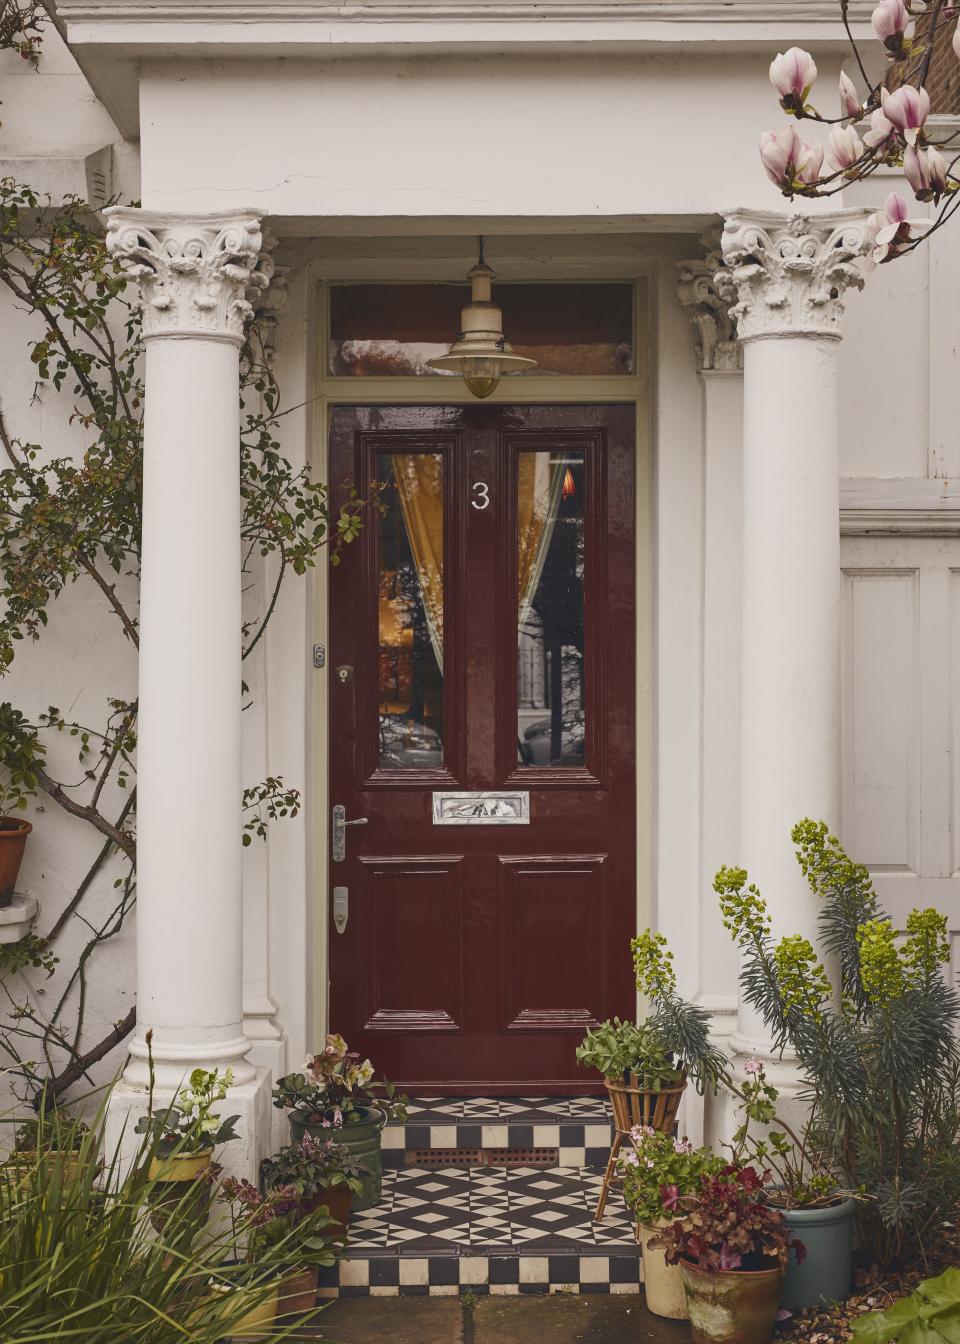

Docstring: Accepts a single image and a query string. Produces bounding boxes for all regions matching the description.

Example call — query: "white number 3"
[471,481,490,511]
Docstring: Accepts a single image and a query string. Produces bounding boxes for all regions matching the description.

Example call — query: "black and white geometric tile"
[383,1095,614,1170]
[315,1164,641,1297]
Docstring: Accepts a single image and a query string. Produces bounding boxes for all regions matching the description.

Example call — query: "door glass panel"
[329,284,634,377]
[517,450,585,767]
[378,453,444,769]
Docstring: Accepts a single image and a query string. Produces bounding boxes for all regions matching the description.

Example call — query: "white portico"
[2,0,946,1180]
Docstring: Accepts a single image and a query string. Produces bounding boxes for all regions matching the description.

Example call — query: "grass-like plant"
[0,1091,340,1342]
[715,819,960,1268]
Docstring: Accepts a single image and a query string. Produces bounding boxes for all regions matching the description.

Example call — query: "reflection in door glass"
[517,451,585,767]
[378,454,444,769]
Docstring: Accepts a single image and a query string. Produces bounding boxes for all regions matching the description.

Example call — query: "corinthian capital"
[719,209,871,343]
[104,208,272,345]
[676,241,741,373]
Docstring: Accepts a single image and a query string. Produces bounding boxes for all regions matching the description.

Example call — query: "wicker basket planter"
[605,1071,687,1134]
[594,1071,687,1221]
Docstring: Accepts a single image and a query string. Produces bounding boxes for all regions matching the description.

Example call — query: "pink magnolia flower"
[903,143,931,195]
[927,145,950,194]
[868,191,930,264]
[881,85,931,146]
[795,138,824,185]
[954,19,960,61]
[839,71,862,119]
[863,107,896,149]
[759,126,799,188]
[872,0,909,48]
[769,47,818,105]
[827,124,864,172]
[743,1057,764,1076]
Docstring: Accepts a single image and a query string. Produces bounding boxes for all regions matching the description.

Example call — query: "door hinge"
[312,644,326,669]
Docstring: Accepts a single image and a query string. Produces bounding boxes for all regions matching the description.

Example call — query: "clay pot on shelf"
[0,818,32,908]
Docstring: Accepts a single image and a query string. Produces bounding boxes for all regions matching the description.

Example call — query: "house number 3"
[471,481,490,510]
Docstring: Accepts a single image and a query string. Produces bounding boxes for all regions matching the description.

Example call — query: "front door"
[328,403,636,1093]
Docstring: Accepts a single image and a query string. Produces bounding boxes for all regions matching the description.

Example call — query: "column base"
[104,1066,276,1184]
[704,1035,811,1151]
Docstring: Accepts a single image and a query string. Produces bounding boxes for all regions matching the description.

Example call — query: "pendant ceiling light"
[428,238,537,398]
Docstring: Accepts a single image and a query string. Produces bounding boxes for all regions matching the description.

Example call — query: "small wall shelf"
[0,894,38,944]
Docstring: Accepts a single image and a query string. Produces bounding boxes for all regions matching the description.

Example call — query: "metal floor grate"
[406,1146,560,1169]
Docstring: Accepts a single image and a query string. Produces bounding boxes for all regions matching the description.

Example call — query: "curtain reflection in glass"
[378,454,444,768]
[517,451,585,767]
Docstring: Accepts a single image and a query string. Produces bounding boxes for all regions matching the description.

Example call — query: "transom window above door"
[327,283,635,378]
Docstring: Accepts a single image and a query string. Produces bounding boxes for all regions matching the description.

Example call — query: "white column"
[676,252,744,1147]
[103,210,274,1175]
[719,210,870,1055]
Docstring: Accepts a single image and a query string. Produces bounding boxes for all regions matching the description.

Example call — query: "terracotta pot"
[0,818,31,908]
[300,1182,353,1238]
[680,1257,784,1344]
[290,1106,385,1210]
[637,1221,687,1319]
[277,1265,319,1317]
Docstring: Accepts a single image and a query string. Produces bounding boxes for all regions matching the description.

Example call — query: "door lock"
[333,886,349,934]
[332,804,368,863]
[334,665,354,685]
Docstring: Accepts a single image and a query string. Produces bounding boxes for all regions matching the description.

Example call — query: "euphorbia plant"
[272,1034,406,1125]
[660,1165,806,1274]
[620,1126,723,1228]
[135,1067,239,1158]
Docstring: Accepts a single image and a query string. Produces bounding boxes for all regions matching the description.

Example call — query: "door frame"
[308,267,655,1054]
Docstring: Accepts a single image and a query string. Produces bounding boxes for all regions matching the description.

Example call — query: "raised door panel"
[497,855,608,1032]
[356,855,464,1033]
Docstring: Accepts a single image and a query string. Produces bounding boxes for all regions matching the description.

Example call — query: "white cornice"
[55,1,873,18]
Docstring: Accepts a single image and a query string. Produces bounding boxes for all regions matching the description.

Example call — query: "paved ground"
[301,1294,691,1343]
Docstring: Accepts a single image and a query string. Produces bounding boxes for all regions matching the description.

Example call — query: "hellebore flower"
[769,47,818,111]
[839,71,862,119]
[881,84,931,145]
[872,0,910,54]
[827,124,865,172]
[863,107,896,149]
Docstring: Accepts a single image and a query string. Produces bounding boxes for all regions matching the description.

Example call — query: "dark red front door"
[328,404,636,1093]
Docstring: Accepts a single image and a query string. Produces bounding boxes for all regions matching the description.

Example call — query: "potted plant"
[576,1017,689,1134]
[0,707,41,907]
[726,1057,856,1311]
[3,1113,90,1188]
[659,1164,806,1344]
[219,1177,343,1331]
[136,1065,239,1233]
[272,1034,406,1211]
[261,1132,365,1238]
[619,1126,723,1319]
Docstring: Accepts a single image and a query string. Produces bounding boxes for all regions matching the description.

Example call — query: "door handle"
[332,804,368,863]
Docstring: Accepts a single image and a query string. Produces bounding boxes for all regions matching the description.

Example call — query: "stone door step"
[383,1096,614,1171]
[324,1162,641,1299]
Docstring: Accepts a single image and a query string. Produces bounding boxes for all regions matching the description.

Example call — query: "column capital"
[104,207,272,345]
[676,242,742,373]
[719,208,871,343]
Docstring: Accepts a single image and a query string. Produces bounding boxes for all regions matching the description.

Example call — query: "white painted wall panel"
[841,537,960,951]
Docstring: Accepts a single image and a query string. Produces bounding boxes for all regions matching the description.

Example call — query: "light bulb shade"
[428,258,537,396]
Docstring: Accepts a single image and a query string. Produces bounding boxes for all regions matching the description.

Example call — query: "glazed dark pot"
[680,1257,784,1344]
[780,1198,855,1311]
[289,1106,385,1210]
